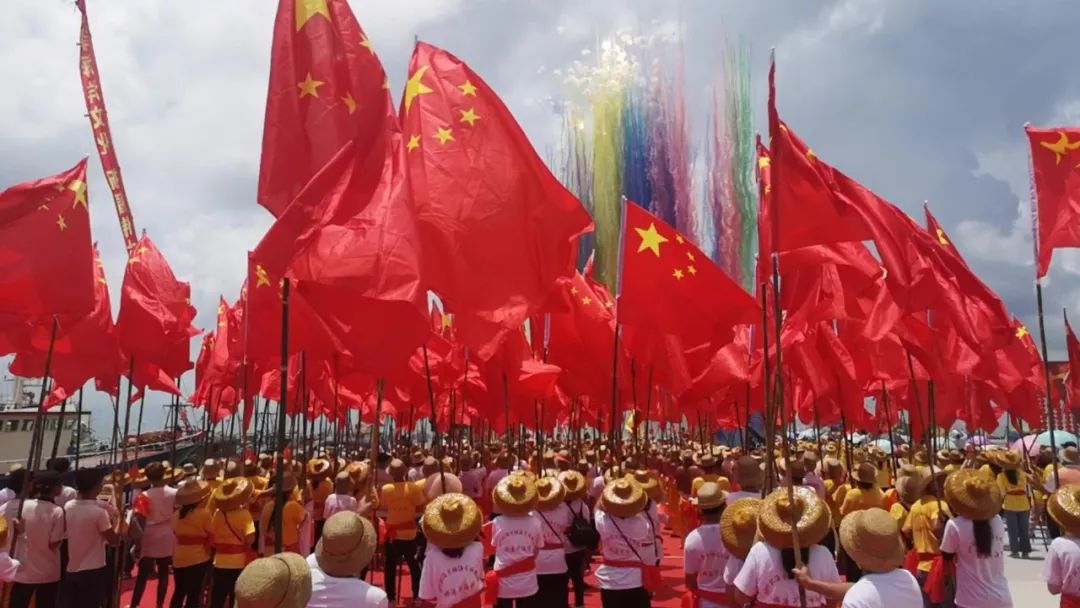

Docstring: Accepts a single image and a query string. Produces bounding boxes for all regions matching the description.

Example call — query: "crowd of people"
[0,436,1076,608]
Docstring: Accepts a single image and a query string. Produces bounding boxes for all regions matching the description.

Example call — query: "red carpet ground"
[119,531,688,608]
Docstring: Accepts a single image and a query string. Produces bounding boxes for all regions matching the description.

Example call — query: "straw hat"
[600,477,647,518]
[213,478,253,512]
[182,462,198,477]
[736,456,765,487]
[235,552,312,608]
[164,463,187,485]
[536,477,566,512]
[423,493,483,549]
[944,469,1003,521]
[1047,484,1080,535]
[851,462,878,486]
[720,497,761,560]
[558,470,587,501]
[315,512,377,577]
[105,470,132,488]
[692,482,727,511]
[698,453,718,469]
[423,472,463,501]
[602,466,625,483]
[759,487,831,549]
[1062,447,1080,466]
[895,469,928,506]
[839,508,906,573]
[307,458,331,479]
[201,458,221,480]
[630,470,662,501]
[493,473,538,516]
[176,479,211,507]
[346,462,370,486]
[995,450,1022,471]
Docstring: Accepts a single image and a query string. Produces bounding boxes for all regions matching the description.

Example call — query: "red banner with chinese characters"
[76,0,138,253]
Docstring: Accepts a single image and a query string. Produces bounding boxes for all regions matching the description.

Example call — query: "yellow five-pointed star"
[295,0,330,31]
[1040,131,1080,165]
[359,34,375,55]
[1016,325,1029,339]
[686,251,695,262]
[635,222,668,256]
[687,265,697,275]
[581,296,592,305]
[806,148,817,161]
[758,156,771,169]
[675,235,685,244]
[459,108,480,127]
[673,268,684,280]
[406,134,421,152]
[404,65,433,114]
[570,286,578,295]
[56,214,67,231]
[342,93,357,114]
[297,72,324,98]
[433,127,454,145]
[935,227,949,246]
[255,265,272,288]
[68,179,88,211]
[459,80,478,96]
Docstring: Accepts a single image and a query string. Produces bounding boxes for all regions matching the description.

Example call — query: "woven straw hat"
[630,470,662,500]
[558,470,587,501]
[307,458,331,479]
[692,482,727,510]
[601,477,647,518]
[201,458,221,480]
[698,453,718,469]
[315,511,377,577]
[235,552,311,608]
[851,462,878,485]
[602,466,625,483]
[895,469,928,506]
[944,469,1003,521]
[346,462,370,485]
[995,450,1022,470]
[1047,484,1080,535]
[213,477,253,512]
[720,497,762,559]
[423,493,483,549]
[736,456,765,487]
[759,487,831,549]
[493,472,538,516]
[176,479,211,507]
[840,508,906,573]
[536,477,566,511]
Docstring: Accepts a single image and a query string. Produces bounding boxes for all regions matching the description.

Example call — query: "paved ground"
[1005,547,1055,607]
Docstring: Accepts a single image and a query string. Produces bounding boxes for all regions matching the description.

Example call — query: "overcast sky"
[3,0,1080,436]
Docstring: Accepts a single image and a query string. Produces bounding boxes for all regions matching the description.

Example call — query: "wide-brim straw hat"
[235,552,312,608]
[105,470,132,488]
[944,469,1003,521]
[601,477,647,518]
[164,464,187,485]
[759,486,831,549]
[315,512,377,577]
[307,458,331,479]
[852,462,878,485]
[1047,483,1080,535]
[558,470,587,501]
[493,472,538,516]
[840,507,906,573]
[692,481,727,511]
[423,493,483,549]
[176,479,211,507]
[895,469,928,506]
[630,470,662,500]
[213,477,253,512]
[995,450,1023,470]
[721,497,762,560]
[346,462,370,485]
[698,454,718,468]
[536,476,566,511]
[201,458,221,480]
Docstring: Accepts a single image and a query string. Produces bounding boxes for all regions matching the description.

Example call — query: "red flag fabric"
[116,233,198,382]
[401,42,593,359]
[543,273,617,400]
[1067,312,1080,406]
[0,159,95,321]
[619,200,759,345]
[258,0,390,217]
[1026,126,1080,278]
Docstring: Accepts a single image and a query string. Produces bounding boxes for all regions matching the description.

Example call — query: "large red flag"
[258,0,389,217]
[1026,126,1080,278]
[541,273,617,400]
[0,159,95,321]
[116,233,198,380]
[401,42,593,359]
[1067,311,1080,407]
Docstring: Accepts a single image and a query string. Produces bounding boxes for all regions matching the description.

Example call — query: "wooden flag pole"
[121,357,136,469]
[74,388,85,471]
[1036,282,1061,487]
[880,382,901,480]
[272,278,291,554]
[422,345,441,454]
[49,398,68,462]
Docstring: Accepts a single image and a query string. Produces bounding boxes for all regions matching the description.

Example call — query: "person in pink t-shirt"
[61,468,122,608]
[323,472,358,519]
[131,463,178,608]
[5,470,66,608]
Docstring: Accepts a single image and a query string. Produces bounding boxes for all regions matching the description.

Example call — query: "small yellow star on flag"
[459,108,480,126]
[570,286,578,295]
[758,156,770,169]
[406,134,421,152]
[687,265,697,275]
[459,80,478,96]
[675,235,685,244]
[56,214,67,231]
[297,72,324,98]
[433,127,454,145]
[686,251,695,262]
[673,268,684,280]
[935,228,949,246]
[634,222,668,256]
[68,180,88,210]
[342,93,357,114]
[255,265,272,288]
[360,34,375,55]
[1016,325,1029,339]
[581,296,592,305]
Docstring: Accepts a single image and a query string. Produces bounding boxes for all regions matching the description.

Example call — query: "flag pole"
[121,358,136,469]
[49,398,68,462]
[880,382,900,481]
[758,282,775,493]
[610,196,628,458]
[74,388,85,471]
[272,278,291,554]
[1036,281,1061,487]
[421,344,441,456]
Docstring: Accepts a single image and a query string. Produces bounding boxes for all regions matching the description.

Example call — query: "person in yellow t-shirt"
[381,459,426,604]
[822,457,847,526]
[690,454,731,497]
[172,479,213,608]
[307,458,333,543]
[208,478,255,608]
[839,463,885,518]
[902,469,951,592]
[996,451,1033,558]
[259,473,308,556]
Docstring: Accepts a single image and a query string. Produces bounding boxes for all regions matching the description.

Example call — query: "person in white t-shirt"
[6,470,68,608]
[594,478,658,608]
[939,470,1012,608]
[683,482,730,608]
[307,511,387,608]
[1043,484,1080,604]
[793,508,921,608]
[322,471,359,519]
[490,474,543,608]
[131,462,178,608]
[60,468,122,608]
[419,493,486,608]
[559,470,593,608]
[727,456,765,503]
[718,496,762,598]
[732,487,840,608]
[534,477,572,608]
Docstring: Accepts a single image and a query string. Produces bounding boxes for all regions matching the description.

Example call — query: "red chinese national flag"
[1067,312,1080,407]
[1026,125,1080,278]
[0,159,95,319]
[619,200,759,345]
[258,0,389,217]
[401,42,593,359]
